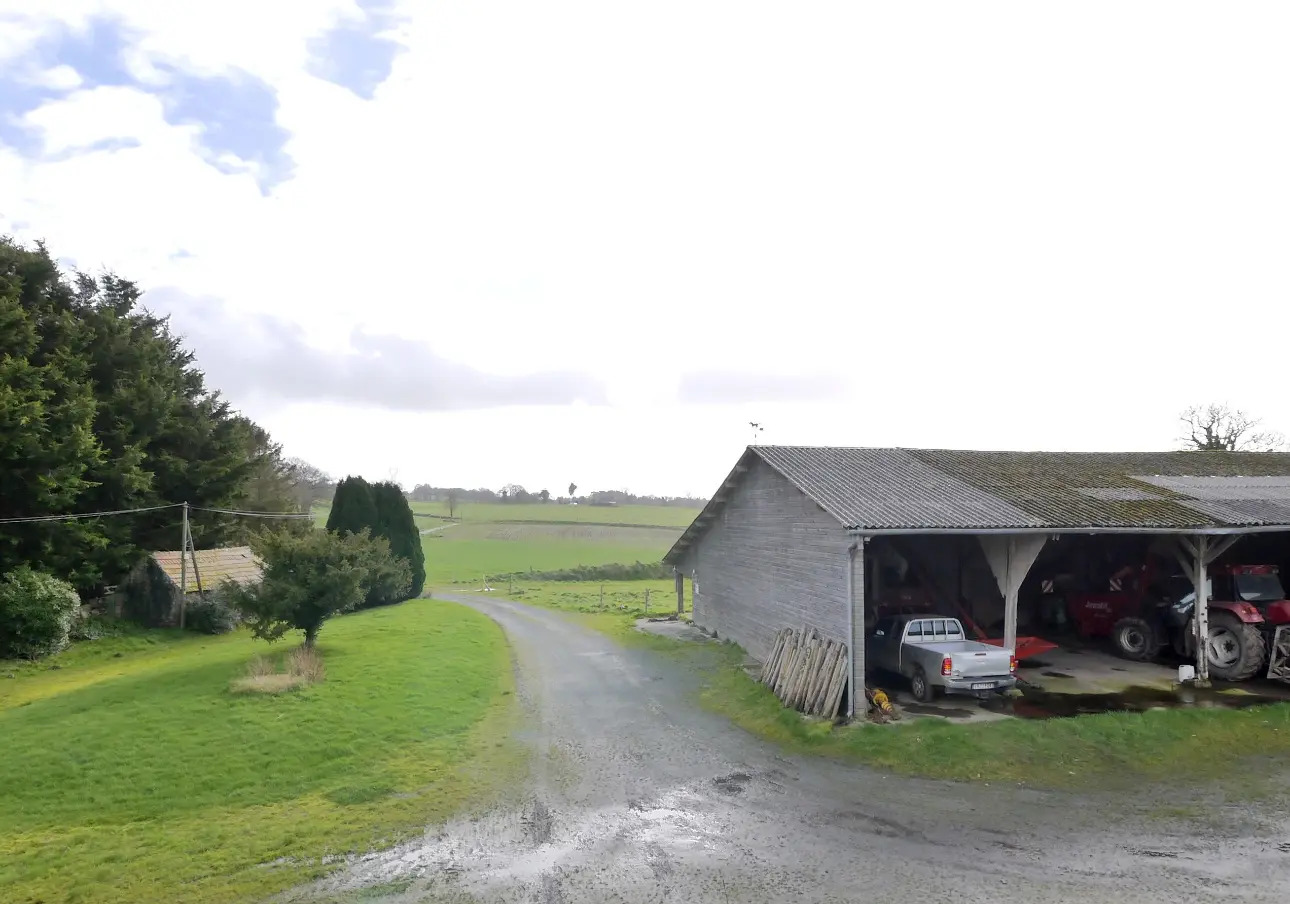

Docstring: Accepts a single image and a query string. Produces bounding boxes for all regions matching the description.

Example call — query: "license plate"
[971,682,995,690]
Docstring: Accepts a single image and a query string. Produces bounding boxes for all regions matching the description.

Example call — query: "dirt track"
[292,594,1290,903]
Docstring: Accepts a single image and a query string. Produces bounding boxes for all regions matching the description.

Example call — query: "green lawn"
[0,600,518,904]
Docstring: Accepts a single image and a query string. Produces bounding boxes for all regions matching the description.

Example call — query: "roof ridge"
[752,444,1290,457]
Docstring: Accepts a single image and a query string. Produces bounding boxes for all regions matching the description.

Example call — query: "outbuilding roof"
[151,546,263,591]
[665,446,1290,564]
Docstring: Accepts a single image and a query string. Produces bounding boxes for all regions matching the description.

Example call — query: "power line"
[0,502,312,525]
[0,503,183,525]
[192,506,312,519]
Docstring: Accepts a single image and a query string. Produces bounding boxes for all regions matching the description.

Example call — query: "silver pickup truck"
[867,614,1016,703]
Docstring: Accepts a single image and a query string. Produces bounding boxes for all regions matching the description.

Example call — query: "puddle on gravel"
[1012,685,1287,720]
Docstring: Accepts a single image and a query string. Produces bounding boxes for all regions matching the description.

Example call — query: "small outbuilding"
[665,445,1290,716]
[121,546,263,626]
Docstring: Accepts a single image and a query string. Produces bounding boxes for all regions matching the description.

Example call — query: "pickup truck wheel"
[910,666,937,703]
[1205,612,1266,682]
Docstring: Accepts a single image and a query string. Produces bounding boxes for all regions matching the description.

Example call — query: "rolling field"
[0,600,517,904]
[421,521,683,584]
[408,500,701,528]
[314,499,702,585]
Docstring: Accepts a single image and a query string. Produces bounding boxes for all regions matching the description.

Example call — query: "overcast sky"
[3,2,1288,497]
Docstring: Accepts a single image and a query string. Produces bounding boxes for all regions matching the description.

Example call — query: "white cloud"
[27,64,81,89]
[3,1,1290,495]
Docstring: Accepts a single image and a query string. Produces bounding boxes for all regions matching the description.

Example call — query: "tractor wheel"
[1204,612,1267,682]
[1111,616,1157,661]
[910,666,937,703]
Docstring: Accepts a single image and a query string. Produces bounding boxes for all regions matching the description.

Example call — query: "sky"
[2,2,1288,498]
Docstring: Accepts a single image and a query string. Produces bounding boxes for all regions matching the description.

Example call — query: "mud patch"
[1041,671,1074,679]
[712,771,751,794]
[901,702,975,719]
[1012,685,1285,720]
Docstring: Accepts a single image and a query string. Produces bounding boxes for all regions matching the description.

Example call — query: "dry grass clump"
[230,647,325,694]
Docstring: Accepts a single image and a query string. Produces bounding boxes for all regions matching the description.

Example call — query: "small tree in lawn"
[568,482,577,500]
[226,527,410,649]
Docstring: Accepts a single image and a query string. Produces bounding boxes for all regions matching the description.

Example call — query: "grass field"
[0,600,518,904]
[407,500,701,528]
[502,579,679,641]
[421,522,682,584]
[310,499,700,586]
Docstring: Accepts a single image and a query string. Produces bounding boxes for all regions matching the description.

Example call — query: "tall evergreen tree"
[0,237,311,592]
[371,481,425,600]
[326,476,378,537]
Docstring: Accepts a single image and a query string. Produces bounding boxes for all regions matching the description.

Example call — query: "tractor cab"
[1169,565,1290,625]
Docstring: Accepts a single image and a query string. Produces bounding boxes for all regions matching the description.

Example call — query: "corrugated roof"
[152,546,262,591]
[664,446,1290,564]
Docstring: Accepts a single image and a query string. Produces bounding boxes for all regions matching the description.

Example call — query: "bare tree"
[285,457,335,510]
[446,488,460,519]
[1178,403,1286,452]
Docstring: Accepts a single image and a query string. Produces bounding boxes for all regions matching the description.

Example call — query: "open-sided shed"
[665,446,1290,716]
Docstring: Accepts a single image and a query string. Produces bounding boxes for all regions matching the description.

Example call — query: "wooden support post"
[178,502,189,630]
[1194,535,1210,686]
[847,541,866,719]
[979,534,1048,659]
[675,569,684,614]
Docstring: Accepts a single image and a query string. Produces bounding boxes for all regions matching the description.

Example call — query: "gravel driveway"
[293,594,1290,903]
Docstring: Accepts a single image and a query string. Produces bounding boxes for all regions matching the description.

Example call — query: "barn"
[664,445,1290,716]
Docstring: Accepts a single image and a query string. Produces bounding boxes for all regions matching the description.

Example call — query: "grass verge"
[469,579,681,646]
[695,642,1290,789]
[0,599,519,904]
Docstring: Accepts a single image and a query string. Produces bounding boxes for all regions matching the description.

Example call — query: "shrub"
[184,596,238,635]
[287,646,326,683]
[0,568,82,660]
[68,612,122,641]
[229,646,325,694]
[225,527,410,649]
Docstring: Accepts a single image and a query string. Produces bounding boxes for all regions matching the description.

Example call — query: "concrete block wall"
[678,459,850,661]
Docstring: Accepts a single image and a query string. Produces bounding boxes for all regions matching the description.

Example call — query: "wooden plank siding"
[677,457,851,661]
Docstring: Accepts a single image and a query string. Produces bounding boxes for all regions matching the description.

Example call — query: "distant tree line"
[0,238,330,595]
[407,485,706,508]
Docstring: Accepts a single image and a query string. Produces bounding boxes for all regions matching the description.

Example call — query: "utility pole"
[179,502,190,630]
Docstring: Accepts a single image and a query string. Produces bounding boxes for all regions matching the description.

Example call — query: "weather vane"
[749,422,764,444]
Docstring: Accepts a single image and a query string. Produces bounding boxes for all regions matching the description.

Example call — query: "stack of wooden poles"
[757,626,848,719]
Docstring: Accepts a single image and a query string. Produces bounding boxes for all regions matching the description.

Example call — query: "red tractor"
[1065,562,1290,681]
